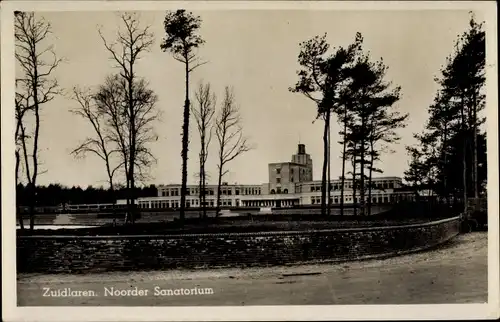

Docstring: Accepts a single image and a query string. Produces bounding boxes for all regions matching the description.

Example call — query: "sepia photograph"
[1,1,498,321]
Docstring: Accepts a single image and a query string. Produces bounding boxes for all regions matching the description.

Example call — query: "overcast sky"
[18,8,485,188]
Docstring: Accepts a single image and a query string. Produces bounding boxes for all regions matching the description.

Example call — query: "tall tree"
[15,82,32,230]
[15,11,62,231]
[192,81,216,218]
[291,33,362,216]
[340,52,404,215]
[70,87,123,215]
[161,9,206,223]
[215,87,251,216]
[407,13,487,213]
[335,89,356,215]
[365,87,406,215]
[99,13,158,224]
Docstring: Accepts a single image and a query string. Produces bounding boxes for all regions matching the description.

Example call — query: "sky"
[15,8,484,188]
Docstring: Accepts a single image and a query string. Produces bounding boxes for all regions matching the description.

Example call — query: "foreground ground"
[17,232,487,306]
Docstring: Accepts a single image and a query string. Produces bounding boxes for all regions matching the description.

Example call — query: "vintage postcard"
[1,0,499,321]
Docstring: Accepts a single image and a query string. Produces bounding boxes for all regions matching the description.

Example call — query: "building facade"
[125,144,414,210]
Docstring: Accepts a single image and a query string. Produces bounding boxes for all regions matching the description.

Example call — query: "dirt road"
[17,232,487,306]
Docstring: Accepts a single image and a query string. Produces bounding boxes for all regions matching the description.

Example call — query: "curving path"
[17,232,487,306]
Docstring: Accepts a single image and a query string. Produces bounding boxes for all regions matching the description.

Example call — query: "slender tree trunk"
[29,73,41,231]
[340,108,348,216]
[443,126,449,206]
[20,122,33,229]
[15,150,25,230]
[199,155,203,218]
[359,122,366,216]
[321,113,329,216]
[367,140,374,216]
[202,167,207,218]
[327,112,331,216]
[216,165,223,217]
[180,58,190,224]
[128,70,137,225]
[352,154,357,216]
[460,94,468,215]
[124,177,131,223]
[472,90,479,198]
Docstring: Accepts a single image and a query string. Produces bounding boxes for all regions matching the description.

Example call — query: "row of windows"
[310,194,412,205]
[140,199,235,209]
[160,187,261,197]
[309,182,396,192]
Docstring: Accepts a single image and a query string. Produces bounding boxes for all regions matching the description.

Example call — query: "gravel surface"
[17,232,487,306]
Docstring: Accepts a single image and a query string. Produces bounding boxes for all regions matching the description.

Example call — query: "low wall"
[17,216,460,274]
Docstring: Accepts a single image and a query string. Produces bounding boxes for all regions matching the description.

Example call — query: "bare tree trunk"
[179,57,190,224]
[128,61,136,225]
[352,155,357,216]
[20,122,33,228]
[29,71,42,231]
[198,155,203,218]
[367,140,374,216]
[327,112,331,216]
[359,116,366,216]
[472,90,479,198]
[216,165,223,217]
[340,108,348,216]
[202,168,207,218]
[460,94,468,215]
[321,113,329,216]
[15,151,25,230]
[443,126,449,206]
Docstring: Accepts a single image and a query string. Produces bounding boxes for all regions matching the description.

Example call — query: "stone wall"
[17,217,460,274]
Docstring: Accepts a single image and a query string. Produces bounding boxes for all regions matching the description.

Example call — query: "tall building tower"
[291,144,313,182]
[267,144,314,194]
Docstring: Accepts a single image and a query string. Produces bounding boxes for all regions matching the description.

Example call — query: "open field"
[17,232,487,305]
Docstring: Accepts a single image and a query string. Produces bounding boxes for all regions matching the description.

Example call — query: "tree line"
[16,183,158,208]
[404,13,487,214]
[290,33,408,217]
[15,10,251,230]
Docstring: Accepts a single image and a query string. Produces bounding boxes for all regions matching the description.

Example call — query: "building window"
[276,168,281,174]
[283,189,288,194]
[235,189,240,195]
[270,189,276,194]
[276,178,281,184]
[277,187,282,194]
